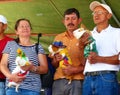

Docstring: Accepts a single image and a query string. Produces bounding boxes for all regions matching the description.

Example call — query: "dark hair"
[14,18,32,43]
[14,18,32,30]
[63,8,80,18]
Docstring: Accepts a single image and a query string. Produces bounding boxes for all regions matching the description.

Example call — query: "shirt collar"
[93,24,111,33]
[64,31,74,39]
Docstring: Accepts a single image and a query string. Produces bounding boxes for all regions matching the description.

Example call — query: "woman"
[0,18,48,95]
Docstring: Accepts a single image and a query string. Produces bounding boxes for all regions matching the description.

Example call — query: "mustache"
[67,23,74,26]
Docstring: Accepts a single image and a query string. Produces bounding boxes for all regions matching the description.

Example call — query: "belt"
[85,71,117,76]
[0,79,5,82]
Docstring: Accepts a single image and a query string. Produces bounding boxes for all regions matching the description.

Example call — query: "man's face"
[0,22,5,34]
[63,13,81,32]
[92,6,111,25]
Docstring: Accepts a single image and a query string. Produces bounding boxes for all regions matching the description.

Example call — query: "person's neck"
[67,30,75,38]
[19,38,33,46]
[96,23,109,33]
[0,33,6,40]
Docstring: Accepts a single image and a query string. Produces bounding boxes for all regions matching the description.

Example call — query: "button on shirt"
[84,25,120,74]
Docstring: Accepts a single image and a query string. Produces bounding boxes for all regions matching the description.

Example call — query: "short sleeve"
[38,44,45,54]
[2,41,13,54]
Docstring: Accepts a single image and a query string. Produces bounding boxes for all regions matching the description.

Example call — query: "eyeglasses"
[92,11,108,15]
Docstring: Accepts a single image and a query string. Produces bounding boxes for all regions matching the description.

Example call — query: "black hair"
[63,8,80,18]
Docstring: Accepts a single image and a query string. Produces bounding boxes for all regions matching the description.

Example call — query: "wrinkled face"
[63,13,81,32]
[16,20,31,37]
[92,6,112,25]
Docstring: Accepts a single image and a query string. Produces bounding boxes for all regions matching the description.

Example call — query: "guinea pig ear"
[80,23,88,30]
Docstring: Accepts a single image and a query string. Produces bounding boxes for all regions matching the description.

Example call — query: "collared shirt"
[84,25,120,74]
[53,31,84,80]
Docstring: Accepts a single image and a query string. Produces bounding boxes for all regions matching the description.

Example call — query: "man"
[50,8,85,95]
[0,15,13,95]
[82,1,120,95]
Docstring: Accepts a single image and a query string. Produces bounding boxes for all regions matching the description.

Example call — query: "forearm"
[97,55,119,65]
[72,65,84,75]
[1,64,11,79]
[29,65,48,74]
[31,54,48,74]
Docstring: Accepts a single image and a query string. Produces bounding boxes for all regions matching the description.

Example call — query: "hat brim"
[89,1,112,14]
[90,1,101,11]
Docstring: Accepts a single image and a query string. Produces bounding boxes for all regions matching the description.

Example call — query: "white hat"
[0,15,7,24]
[89,1,112,14]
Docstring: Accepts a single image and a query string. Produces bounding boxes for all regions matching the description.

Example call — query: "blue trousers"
[0,82,5,95]
[82,72,119,95]
[6,87,40,95]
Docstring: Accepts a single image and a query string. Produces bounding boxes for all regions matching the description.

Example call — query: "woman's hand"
[9,73,26,83]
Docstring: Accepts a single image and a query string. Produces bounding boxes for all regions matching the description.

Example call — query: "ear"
[15,30,19,35]
[3,24,7,30]
[79,18,82,23]
[107,13,112,19]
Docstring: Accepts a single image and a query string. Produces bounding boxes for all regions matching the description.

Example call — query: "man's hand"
[62,63,73,76]
[54,53,63,62]
[88,52,99,64]
[51,53,63,68]
[79,32,91,49]
[62,63,84,75]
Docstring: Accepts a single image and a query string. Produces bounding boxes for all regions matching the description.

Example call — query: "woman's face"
[16,20,31,37]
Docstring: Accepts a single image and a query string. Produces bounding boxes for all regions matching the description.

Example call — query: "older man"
[82,1,120,95]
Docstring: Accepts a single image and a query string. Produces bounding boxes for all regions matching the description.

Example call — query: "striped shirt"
[2,41,45,92]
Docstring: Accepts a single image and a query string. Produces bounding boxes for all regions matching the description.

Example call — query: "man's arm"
[88,52,119,65]
[62,64,84,76]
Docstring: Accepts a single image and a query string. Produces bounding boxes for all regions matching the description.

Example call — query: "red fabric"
[0,36,13,79]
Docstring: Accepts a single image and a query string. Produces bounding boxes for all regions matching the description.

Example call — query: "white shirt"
[84,25,120,74]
